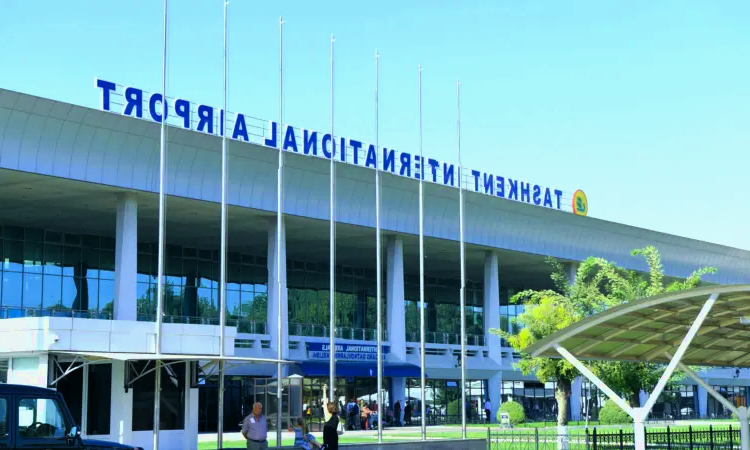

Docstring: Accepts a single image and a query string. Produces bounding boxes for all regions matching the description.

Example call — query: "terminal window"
[0,226,115,318]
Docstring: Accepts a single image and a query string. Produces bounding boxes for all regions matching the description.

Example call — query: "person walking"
[404,400,412,426]
[241,402,268,450]
[484,399,491,423]
[323,402,341,450]
[394,400,402,426]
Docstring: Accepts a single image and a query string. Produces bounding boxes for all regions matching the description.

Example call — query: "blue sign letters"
[94,78,570,212]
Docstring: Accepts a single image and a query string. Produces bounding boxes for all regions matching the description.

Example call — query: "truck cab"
[0,384,141,450]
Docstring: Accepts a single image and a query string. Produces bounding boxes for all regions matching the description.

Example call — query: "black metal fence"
[489,425,741,450]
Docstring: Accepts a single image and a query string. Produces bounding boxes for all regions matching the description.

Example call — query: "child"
[293,417,322,450]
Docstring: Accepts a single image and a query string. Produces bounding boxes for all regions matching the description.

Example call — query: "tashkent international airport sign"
[95,79,587,213]
[307,343,389,361]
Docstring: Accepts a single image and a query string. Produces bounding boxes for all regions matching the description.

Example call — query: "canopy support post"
[556,293,717,450]
[556,344,645,450]
[554,345,633,417]
[641,294,717,414]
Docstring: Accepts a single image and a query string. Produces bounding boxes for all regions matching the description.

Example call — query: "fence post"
[620,428,624,450]
[586,428,590,450]
[667,425,672,450]
[592,427,596,450]
[709,425,714,450]
[689,425,694,450]
[536,427,540,450]
[487,427,491,450]
[730,425,734,450]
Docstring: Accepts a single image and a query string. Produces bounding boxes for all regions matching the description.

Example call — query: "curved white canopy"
[526,284,750,367]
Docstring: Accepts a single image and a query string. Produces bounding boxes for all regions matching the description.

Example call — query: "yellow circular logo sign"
[572,190,588,216]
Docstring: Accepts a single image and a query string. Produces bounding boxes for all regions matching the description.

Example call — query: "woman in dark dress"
[323,402,340,450]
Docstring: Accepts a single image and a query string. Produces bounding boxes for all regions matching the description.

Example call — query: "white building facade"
[0,88,749,449]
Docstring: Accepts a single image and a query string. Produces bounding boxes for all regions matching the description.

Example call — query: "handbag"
[337,416,345,436]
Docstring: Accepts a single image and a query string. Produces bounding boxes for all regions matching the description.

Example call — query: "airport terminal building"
[0,84,749,450]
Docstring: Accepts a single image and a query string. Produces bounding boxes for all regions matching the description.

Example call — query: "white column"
[633,415,646,450]
[81,365,89,436]
[570,378,582,421]
[565,262,579,285]
[109,361,133,445]
[114,192,138,321]
[386,235,406,362]
[267,218,289,361]
[483,251,501,361]
[487,372,502,423]
[738,406,750,450]
[184,362,199,450]
[392,377,406,422]
[698,384,708,417]
[8,356,48,387]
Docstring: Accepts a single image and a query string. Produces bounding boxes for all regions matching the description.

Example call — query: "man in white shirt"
[484,399,491,423]
[242,402,268,450]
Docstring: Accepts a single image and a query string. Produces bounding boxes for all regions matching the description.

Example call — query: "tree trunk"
[556,379,571,426]
[630,389,641,407]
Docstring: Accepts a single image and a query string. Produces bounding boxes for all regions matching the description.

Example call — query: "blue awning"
[292,361,424,378]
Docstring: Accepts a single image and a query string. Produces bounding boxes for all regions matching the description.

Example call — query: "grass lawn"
[197,422,742,449]
[198,430,492,449]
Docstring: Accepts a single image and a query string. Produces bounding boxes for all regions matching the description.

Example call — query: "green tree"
[491,266,585,426]
[588,247,716,406]
[491,246,716,425]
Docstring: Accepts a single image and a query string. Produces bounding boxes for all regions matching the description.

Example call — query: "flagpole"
[418,64,427,441]
[275,15,284,448]
[457,78,467,439]
[375,48,383,443]
[217,1,229,448]
[328,32,336,403]
[153,0,167,449]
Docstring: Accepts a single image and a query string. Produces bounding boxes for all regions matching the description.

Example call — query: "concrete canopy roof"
[526,284,750,368]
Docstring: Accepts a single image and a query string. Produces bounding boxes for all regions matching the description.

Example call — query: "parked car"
[0,383,143,449]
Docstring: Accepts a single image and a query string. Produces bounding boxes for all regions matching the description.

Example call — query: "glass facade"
[54,362,112,436]
[404,276,484,345]
[135,243,268,333]
[0,226,115,317]
[580,380,606,421]
[499,287,524,348]
[501,380,558,422]
[707,385,748,419]
[131,361,186,431]
[287,261,387,340]
[405,378,487,425]
[0,225,270,331]
[651,385,698,420]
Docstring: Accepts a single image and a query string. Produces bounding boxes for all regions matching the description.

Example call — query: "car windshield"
[17,397,71,440]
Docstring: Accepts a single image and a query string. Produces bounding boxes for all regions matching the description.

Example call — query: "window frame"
[0,395,10,448]
[14,394,74,448]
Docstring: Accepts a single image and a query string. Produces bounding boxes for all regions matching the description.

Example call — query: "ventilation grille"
[406,347,416,355]
[260,340,271,349]
[426,348,446,356]
[235,339,254,349]
[0,359,6,383]
[452,349,478,358]
[289,341,301,350]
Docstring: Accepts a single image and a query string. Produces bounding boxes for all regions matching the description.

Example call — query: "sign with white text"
[307,343,389,361]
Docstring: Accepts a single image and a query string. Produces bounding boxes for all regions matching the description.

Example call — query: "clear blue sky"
[1,1,748,250]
